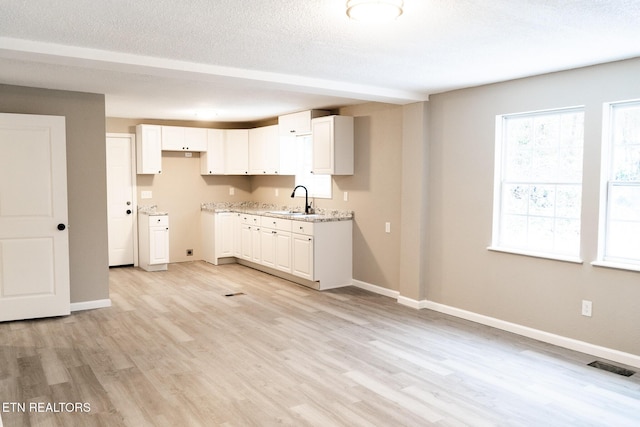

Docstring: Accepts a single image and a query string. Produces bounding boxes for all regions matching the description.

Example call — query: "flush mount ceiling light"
[346,0,404,22]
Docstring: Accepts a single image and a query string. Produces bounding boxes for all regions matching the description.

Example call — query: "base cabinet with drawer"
[201,210,352,290]
[138,213,169,271]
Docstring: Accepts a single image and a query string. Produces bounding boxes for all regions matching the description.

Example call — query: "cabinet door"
[149,227,169,264]
[216,213,234,258]
[312,115,354,175]
[249,127,267,174]
[224,129,249,174]
[260,228,276,268]
[292,233,313,280]
[312,117,334,174]
[136,125,162,174]
[184,127,207,151]
[233,213,242,257]
[250,125,280,175]
[275,231,292,273]
[161,126,185,150]
[263,125,280,174]
[201,129,225,175]
[279,111,311,136]
[240,224,253,260]
[251,226,262,264]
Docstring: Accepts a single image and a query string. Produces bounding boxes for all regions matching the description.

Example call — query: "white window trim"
[595,99,640,272]
[490,106,585,262]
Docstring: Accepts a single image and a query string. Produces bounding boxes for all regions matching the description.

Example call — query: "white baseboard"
[70,299,112,312]
[352,279,399,299]
[352,280,640,369]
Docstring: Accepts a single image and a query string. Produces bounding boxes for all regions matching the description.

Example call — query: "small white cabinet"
[200,129,225,175]
[224,129,249,175]
[249,125,280,175]
[278,110,329,136]
[136,124,162,175]
[312,115,354,175]
[260,216,292,273]
[292,223,314,281]
[161,126,207,151]
[138,213,169,271]
[201,211,235,264]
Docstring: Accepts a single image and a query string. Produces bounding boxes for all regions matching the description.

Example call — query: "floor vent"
[224,292,245,297]
[588,361,636,377]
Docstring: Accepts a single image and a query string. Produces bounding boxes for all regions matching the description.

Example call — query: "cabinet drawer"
[149,215,169,227]
[261,216,292,232]
[292,220,314,235]
[240,214,260,225]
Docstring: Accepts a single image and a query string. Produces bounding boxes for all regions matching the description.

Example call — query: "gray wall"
[0,84,109,303]
[427,58,640,356]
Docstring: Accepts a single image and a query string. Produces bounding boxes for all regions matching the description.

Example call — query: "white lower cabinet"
[201,211,352,290]
[260,216,292,273]
[139,213,169,271]
[292,231,313,280]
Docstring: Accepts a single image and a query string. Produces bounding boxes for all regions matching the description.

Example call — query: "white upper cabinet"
[249,125,280,175]
[224,129,249,175]
[278,110,329,137]
[136,124,162,174]
[161,126,208,151]
[200,129,225,175]
[312,115,354,175]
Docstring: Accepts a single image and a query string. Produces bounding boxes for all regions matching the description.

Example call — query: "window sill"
[591,260,640,273]
[487,246,583,264]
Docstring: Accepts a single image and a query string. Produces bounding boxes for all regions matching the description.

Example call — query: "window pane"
[495,108,584,257]
[602,102,640,264]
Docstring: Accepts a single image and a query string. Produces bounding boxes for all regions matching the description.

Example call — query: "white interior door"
[0,113,70,322]
[106,134,136,266]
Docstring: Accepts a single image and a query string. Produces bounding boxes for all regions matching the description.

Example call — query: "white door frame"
[106,132,139,266]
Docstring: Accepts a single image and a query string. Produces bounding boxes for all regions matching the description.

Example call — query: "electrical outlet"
[275,188,279,197]
[186,249,193,256]
[229,187,235,196]
[581,300,592,317]
[385,222,391,233]
[344,191,349,201]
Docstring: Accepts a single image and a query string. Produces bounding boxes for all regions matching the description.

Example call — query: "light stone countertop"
[201,201,353,222]
[138,205,169,215]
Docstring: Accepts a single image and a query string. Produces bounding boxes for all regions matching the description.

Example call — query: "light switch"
[344,191,349,201]
[275,188,279,197]
[229,187,235,196]
[385,222,391,233]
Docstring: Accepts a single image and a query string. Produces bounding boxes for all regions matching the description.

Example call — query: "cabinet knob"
[57,223,66,231]
[126,209,132,215]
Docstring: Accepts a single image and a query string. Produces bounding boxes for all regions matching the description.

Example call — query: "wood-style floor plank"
[1,261,639,426]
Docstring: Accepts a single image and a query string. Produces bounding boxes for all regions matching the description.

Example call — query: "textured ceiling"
[1,0,639,122]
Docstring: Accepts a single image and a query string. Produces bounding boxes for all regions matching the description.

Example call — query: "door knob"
[126,209,132,215]
[57,224,66,231]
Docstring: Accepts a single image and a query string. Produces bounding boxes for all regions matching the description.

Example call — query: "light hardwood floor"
[1,261,639,426]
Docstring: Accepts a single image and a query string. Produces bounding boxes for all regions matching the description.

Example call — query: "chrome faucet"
[291,185,311,214]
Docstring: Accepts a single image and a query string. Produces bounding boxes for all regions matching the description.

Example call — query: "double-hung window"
[491,107,585,260]
[597,100,640,268]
